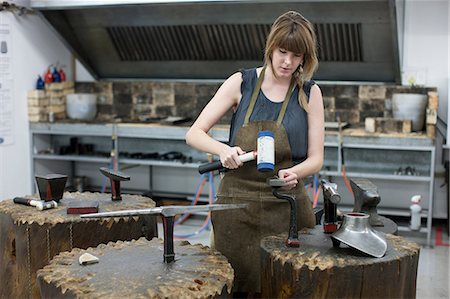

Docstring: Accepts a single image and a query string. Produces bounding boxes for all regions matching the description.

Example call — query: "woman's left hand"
[278,169,298,190]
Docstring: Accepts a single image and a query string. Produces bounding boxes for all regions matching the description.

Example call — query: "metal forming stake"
[268,178,300,247]
[99,167,130,201]
[321,179,341,233]
[81,204,247,263]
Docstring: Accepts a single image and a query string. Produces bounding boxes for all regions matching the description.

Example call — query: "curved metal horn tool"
[81,204,247,263]
[268,178,299,247]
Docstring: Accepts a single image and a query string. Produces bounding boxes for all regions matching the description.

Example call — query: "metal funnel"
[331,212,387,258]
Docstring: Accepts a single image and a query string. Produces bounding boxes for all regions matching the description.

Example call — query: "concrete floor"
[160,217,450,299]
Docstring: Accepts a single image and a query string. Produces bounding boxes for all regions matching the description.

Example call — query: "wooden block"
[365,117,411,133]
[427,91,438,109]
[426,124,436,138]
[27,90,46,98]
[426,108,437,124]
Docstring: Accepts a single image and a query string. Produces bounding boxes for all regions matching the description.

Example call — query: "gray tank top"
[228,68,315,164]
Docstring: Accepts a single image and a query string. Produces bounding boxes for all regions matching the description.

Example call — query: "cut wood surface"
[261,226,420,299]
[37,237,234,299]
[0,192,157,299]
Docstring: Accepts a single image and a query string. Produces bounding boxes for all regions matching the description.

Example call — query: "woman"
[186,11,324,294]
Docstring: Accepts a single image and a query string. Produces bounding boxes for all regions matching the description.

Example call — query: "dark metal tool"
[35,174,68,202]
[350,178,383,226]
[99,167,130,201]
[321,179,341,233]
[13,197,58,210]
[81,204,247,263]
[268,178,300,247]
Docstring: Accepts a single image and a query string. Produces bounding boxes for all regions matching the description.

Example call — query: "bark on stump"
[37,237,234,298]
[261,226,420,298]
[0,192,157,299]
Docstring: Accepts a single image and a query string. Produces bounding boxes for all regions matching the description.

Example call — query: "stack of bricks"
[27,90,49,122]
[426,91,438,138]
[27,81,75,122]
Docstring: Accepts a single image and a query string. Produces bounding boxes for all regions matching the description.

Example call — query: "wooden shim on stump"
[0,192,157,299]
[261,226,420,299]
[37,237,234,298]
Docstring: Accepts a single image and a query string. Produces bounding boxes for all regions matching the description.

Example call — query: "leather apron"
[211,67,316,293]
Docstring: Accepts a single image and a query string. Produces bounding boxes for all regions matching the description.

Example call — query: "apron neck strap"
[243,66,296,126]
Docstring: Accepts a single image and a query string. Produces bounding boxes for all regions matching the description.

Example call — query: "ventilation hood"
[31,0,400,82]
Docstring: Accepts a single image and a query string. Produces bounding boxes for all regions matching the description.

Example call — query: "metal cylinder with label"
[257,131,274,172]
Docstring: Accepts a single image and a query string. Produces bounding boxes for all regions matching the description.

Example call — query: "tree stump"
[0,192,157,299]
[261,226,420,298]
[37,237,234,298]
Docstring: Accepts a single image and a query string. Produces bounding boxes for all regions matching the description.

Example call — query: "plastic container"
[392,93,427,132]
[66,93,97,121]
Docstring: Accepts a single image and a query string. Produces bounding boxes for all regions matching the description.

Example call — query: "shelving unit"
[30,123,436,246]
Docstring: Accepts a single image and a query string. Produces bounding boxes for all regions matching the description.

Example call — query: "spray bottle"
[409,195,422,231]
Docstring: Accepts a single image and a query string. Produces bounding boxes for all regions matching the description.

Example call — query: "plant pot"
[392,93,427,132]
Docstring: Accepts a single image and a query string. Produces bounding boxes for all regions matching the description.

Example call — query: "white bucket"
[392,93,427,132]
[66,93,97,121]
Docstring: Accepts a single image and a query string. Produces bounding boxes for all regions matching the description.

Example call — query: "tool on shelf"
[99,167,130,201]
[321,179,341,233]
[81,204,247,263]
[268,178,300,247]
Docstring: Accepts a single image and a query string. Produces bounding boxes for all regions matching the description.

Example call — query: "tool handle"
[198,161,223,174]
[198,151,256,174]
[13,197,34,206]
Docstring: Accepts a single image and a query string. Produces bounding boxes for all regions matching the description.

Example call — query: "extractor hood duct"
[31,0,400,82]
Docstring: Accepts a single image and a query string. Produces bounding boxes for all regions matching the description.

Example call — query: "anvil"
[81,204,247,263]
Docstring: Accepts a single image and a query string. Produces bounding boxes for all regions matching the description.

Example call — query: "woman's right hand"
[219,146,245,169]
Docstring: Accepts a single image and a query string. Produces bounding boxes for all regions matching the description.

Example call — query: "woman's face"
[271,48,304,79]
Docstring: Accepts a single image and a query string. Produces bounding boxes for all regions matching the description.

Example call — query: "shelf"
[344,172,431,182]
[33,154,110,163]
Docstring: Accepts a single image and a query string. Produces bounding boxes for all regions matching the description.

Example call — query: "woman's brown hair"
[264,11,319,110]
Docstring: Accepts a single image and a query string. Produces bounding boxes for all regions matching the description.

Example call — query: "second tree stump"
[261,226,420,298]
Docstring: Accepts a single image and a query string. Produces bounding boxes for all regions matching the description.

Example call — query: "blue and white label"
[257,131,274,172]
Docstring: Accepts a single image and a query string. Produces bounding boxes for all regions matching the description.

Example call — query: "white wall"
[0,10,72,200]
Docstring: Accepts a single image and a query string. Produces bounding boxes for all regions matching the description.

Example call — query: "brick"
[75,82,95,93]
[426,124,436,138]
[113,82,131,94]
[324,109,336,122]
[153,89,175,106]
[427,91,438,109]
[358,85,386,99]
[27,90,46,98]
[335,97,358,110]
[28,106,47,114]
[334,85,358,99]
[48,105,65,113]
[318,85,334,97]
[175,83,196,96]
[114,94,132,105]
[335,110,359,124]
[28,98,49,106]
[365,117,411,133]
[426,109,437,124]
[46,82,64,91]
[322,96,335,109]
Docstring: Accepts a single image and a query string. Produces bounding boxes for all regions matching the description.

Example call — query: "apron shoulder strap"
[244,66,296,126]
